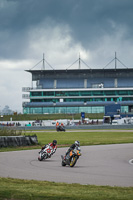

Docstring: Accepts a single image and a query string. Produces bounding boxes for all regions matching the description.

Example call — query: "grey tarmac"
[0,144,133,187]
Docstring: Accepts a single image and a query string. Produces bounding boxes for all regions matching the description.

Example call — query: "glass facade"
[29,90,133,110]
[23,88,133,114]
[30,89,133,97]
[23,106,105,114]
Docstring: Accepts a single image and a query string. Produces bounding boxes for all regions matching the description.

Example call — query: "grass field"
[1,130,133,152]
[0,129,133,199]
[0,177,133,200]
[1,113,104,121]
[33,130,133,146]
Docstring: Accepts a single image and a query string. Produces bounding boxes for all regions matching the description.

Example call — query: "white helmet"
[75,141,80,146]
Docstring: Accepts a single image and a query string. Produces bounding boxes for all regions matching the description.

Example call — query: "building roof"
[25,68,133,81]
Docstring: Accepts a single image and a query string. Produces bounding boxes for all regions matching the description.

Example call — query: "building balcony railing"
[22,94,30,99]
[22,87,32,92]
[22,86,133,91]
[22,86,43,92]
[22,101,30,107]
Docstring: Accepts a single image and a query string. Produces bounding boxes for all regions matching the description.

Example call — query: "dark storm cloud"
[0,0,133,111]
[0,0,133,59]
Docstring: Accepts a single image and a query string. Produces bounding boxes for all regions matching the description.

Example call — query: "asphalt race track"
[0,144,133,187]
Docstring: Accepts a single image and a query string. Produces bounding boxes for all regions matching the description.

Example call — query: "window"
[121,106,128,113]
[118,90,128,95]
[43,91,54,96]
[104,91,116,96]
[31,92,42,96]
[92,91,104,96]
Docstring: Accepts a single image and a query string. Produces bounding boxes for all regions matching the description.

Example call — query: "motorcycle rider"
[64,141,80,160]
[41,140,57,155]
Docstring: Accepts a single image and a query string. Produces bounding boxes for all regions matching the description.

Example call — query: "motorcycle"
[61,146,81,167]
[38,145,54,161]
[57,126,65,132]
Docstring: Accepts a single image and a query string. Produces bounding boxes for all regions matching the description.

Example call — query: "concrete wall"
[0,135,38,147]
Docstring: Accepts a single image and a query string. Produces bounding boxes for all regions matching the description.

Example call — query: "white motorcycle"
[38,145,55,161]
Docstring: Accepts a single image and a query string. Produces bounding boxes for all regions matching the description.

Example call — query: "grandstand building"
[22,54,133,116]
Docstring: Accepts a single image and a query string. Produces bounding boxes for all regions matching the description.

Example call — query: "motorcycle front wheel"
[69,156,78,167]
[38,156,43,161]
[38,153,47,161]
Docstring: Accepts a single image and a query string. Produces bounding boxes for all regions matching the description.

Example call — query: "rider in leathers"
[64,141,80,159]
[41,140,57,156]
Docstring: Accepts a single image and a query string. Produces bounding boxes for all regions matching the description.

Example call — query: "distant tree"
[2,105,13,115]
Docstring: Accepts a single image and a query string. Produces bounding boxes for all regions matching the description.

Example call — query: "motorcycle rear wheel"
[62,161,66,166]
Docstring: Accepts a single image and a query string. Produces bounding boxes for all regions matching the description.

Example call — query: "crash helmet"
[75,141,80,147]
[53,140,57,146]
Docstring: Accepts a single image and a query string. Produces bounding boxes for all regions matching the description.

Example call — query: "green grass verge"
[0,177,133,200]
[32,130,133,146]
[0,130,133,152]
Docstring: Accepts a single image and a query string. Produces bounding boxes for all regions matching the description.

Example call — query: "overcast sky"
[0,0,133,112]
